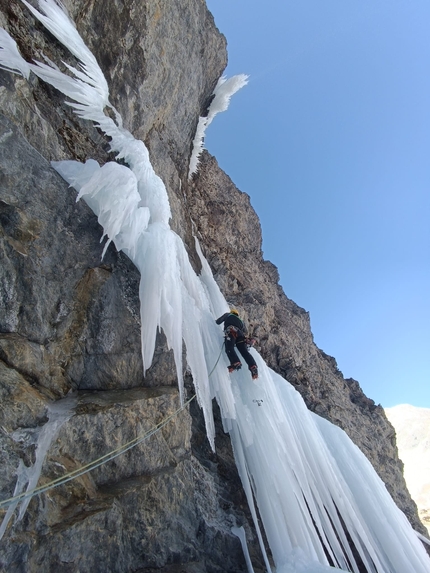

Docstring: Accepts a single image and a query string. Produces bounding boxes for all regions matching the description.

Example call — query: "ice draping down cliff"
[0,1,428,572]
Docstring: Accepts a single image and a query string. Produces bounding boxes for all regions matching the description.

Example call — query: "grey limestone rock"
[0,0,426,571]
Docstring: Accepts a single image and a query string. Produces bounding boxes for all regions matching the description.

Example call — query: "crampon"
[228,362,242,373]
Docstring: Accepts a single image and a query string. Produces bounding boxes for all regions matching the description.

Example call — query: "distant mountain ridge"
[385,404,430,533]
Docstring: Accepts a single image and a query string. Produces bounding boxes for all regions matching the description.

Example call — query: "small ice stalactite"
[0,28,30,78]
[0,394,77,540]
[0,460,30,541]
[231,526,255,573]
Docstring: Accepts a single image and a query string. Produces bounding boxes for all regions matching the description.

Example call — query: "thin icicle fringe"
[0,395,76,541]
[21,0,109,109]
[188,74,248,178]
[52,159,150,259]
[0,0,218,448]
[0,28,30,78]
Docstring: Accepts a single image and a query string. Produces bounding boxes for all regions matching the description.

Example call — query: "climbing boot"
[228,362,242,373]
[250,365,258,380]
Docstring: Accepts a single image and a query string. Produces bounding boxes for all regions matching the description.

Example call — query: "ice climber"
[216,309,258,380]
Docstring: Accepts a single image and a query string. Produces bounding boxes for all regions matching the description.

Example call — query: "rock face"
[0,0,426,571]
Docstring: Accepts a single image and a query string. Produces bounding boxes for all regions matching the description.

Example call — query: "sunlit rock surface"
[386,404,430,534]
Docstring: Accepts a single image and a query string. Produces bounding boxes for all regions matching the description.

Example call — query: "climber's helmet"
[230,309,239,316]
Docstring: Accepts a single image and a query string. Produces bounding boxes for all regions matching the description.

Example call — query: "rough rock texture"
[0,0,426,571]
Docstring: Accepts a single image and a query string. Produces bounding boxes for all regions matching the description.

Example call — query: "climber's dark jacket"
[215,312,246,336]
[215,313,256,371]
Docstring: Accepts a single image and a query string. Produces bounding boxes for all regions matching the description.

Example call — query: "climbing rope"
[208,340,225,377]
[0,394,196,510]
[0,343,226,511]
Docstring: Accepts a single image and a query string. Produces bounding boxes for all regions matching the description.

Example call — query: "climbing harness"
[208,340,225,377]
[225,325,240,338]
[0,343,226,511]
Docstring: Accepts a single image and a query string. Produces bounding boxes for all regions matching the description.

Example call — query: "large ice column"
[313,414,430,573]
[198,247,430,573]
[0,0,222,447]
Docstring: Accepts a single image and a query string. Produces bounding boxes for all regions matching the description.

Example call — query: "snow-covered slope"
[385,404,430,534]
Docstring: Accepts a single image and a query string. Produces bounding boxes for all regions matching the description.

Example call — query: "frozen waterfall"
[1,2,429,571]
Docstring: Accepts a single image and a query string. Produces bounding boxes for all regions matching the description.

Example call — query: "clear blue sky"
[204,0,430,408]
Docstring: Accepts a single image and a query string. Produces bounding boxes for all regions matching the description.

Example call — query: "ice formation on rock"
[0,3,429,571]
[188,74,248,177]
[0,394,76,540]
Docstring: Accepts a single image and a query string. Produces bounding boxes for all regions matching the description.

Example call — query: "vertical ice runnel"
[0,394,76,540]
[0,3,429,571]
